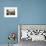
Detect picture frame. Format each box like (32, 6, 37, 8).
(4, 7, 18, 18)
(18, 24, 46, 42)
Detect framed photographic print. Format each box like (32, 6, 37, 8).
(18, 24, 46, 42)
(4, 7, 18, 18)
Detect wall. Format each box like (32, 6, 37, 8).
(0, 0, 46, 44)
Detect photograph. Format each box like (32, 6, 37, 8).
(6, 9, 15, 15)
